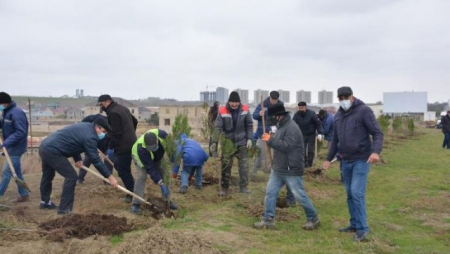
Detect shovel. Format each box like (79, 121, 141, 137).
(311, 157, 337, 176)
(0, 137, 32, 192)
(97, 149, 115, 167)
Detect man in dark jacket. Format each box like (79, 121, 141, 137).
(254, 104, 319, 230)
(97, 94, 137, 203)
(323, 86, 384, 242)
(440, 110, 450, 149)
(252, 91, 283, 176)
(213, 91, 253, 196)
(39, 118, 118, 215)
(77, 114, 113, 184)
(208, 101, 219, 156)
(0, 92, 30, 202)
(292, 101, 323, 168)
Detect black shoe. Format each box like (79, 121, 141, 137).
(353, 231, 368, 242)
(194, 185, 202, 190)
(40, 201, 58, 210)
(122, 195, 132, 203)
(239, 187, 251, 194)
(178, 186, 188, 194)
(169, 201, 178, 210)
(57, 210, 73, 215)
(338, 226, 357, 233)
(131, 204, 142, 215)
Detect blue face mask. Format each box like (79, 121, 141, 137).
(0, 105, 4, 111)
(151, 145, 159, 152)
(339, 100, 352, 111)
(98, 132, 106, 140)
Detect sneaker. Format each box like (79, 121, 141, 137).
(131, 204, 142, 215)
(353, 231, 368, 242)
(194, 185, 202, 190)
(338, 226, 357, 233)
(218, 188, 229, 196)
(57, 210, 73, 215)
(11, 195, 30, 203)
(76, 179, 84, 185)
(253, 218, 275, 229)
(239, 187, 251, 194)
(40, 201, 58, 210)
(122, 195, 132, 203)
(178, 186, 188, 194)
(169, 200, 178, 210)
(302, 216, 320, 230)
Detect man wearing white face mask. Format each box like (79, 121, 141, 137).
(322, 86, 384, 242)
(39, 118, 118, 215)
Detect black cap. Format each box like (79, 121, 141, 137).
(144, 132, 158, 151)
(228, 91, 241, 102)
(97, 94, 113, 105)
(213, 101, 219, 106)
(269, 91, 279, 100)
(337, 86, 353, 97)
(94, 117, 112, 132)
(298, 101, 307, 107)
(0, 92, 12, 104)
(318, 109, 327, 119)
(268, 104, 289, 116)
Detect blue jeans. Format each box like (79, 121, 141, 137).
(442, 132, 450, 149)
(341, 160, 370, 233)
(181, 165, 203, 187)
(0, 155, 29, 197)
(263, 171, 317, 220)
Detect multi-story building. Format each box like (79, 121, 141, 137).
(234, 88, 249, 104)
(254, 89, 269, 103)
(296, 90, 311, 104)
(318, 90, 333, 104)
(200, 91, 216, 102)
(216, 87, 229, 104)
(159, 104, 206, 138)
(278, 90, 290, 103)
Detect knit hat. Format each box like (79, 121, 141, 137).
(318, 109, 327, 119)
(228, 91, 241, 102)
(268, 104, 289, 116)
(0, 92, 12, 104)
(97, 94, 113, 105)
(144, 132, 158, 151)
(94, 117, 112, 132)
(337, 86, 353, 97)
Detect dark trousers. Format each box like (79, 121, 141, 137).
(221, 146, 249, 189)
(303, 135, 316, 167)
(115, 151, 135, 193)
(39, 146, 77, 213)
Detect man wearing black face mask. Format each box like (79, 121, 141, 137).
(292, 102, 323, 168)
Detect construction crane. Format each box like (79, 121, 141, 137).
(206, 84, 216, 91)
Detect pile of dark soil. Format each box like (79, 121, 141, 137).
(145, 197, 175, 219)
(38, 213, 133, 242)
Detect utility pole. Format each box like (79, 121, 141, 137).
(28, 98, 32, 148)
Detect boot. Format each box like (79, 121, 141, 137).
(239, 187, 251, 194)
(253, 218, 275, 229)
(302, 215, 320, 230)
(11, 195, 29, 203)
(178, 186, 188, 194)
(131, 204, 142, 215)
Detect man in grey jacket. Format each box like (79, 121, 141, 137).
(254, 104, 319, 230)
(213, 91, 253, 196)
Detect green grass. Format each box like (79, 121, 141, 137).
(110, 235, 124, 246)
(159, 127, 450, 253)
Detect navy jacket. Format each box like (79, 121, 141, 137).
(82, 114, 109, 152)
(252, 97, 284, 138)
(292, 109, 323, 137)
(326, 98, 384, 162)
(40, 122, 111, 178)
(320, 113, 334, 141)
(0, 102, 28, 156)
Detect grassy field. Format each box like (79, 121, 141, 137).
(0, 126, 449, 253)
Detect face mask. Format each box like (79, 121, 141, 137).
(151, 145, 159, 152)
(0, 105, 4, 111)
(98, 132, 106, 139)
(270, 126, 278, 134)
(340, 100, 352, 111)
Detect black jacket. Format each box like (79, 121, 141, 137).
(442, 114, 450, 133)
(292, 109, 323, 137)
(105, 101, 138, 154)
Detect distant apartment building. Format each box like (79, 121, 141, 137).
(254, 89, 269, 103)
(200, 91, 217, 102)
(278, 90, 290, 103)
(296, 90, 311, 104)
(159, 105, 205, 137)
(318, 90, 333, 104)
(234, 88, 249, 104)
(216, 87, 229, 104)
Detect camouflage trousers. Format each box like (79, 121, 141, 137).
(221, 146, 249, 189)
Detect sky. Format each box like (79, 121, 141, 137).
(1, 0, 449, 104)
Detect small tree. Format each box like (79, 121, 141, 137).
(406, 118, 415, 136)
(377, 115, 390, 135)
(392, 117, 403, 137)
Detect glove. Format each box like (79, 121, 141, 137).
(172, 173, 177, 179)
(160, 184, 170, 199)
(261, 133, 271, 142)
(246, 139, 252, 149)
(317, 134, 323, 142)
(106, 149, 114, 158)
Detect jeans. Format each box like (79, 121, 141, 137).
(252, 138, 270, 174)
(0, 155, 28, 197)
(114, 151, 135, 193)
(442, 132, 450, 149)
(263, 171, 317, 220)
(341, 160, 370, 233)
(303, 135, 316, 167)
(181, 165, 203, 187)
(39, 146, 77, 213)
(221, 146, 249, 189)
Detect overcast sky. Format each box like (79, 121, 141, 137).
(1, 0, 449, 103)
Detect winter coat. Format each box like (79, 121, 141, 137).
(252, 97, 284, 138)
(0, 102, 28, 156)
(104, 101, 138, 154)
(208, 105, 219, 129)
(292, 109, 323, 137)
(267, 113, 305, 176)
(40, 122, 111, 178)
(82, 114, 109, 152)
(441, 114, 450, 133)
(326, 98, 384, 162)
(214, 103, 253, 147)
(320, 113, 334, 141)
(172, 134, 209, 175)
